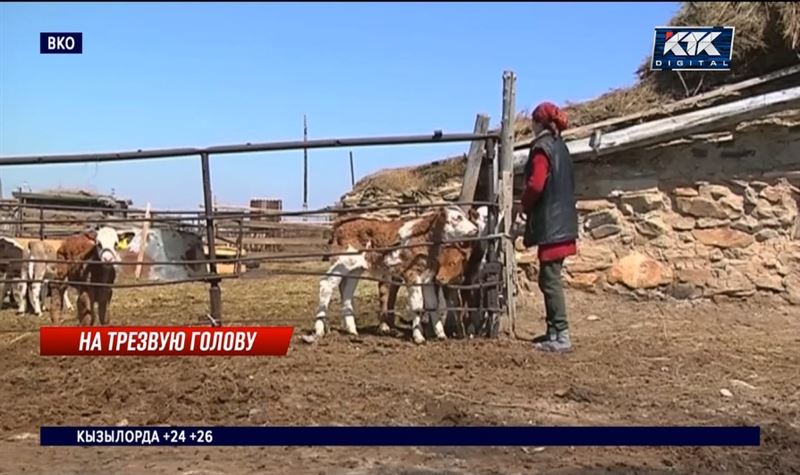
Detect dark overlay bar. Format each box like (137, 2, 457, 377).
(39, 426, 761, 447)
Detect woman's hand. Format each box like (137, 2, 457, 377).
(511, 202, 526, 237)
(512, 201, 524, 222)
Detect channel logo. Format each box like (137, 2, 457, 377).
(650, 26, 734, 71)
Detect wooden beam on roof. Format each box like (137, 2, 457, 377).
(513, 63, 800, 148)
(511, 84, 800, 173)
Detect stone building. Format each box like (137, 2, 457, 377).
(513, 91, 800, 306)
(336, 3, 800, 305)
(337, 67, 800, 306)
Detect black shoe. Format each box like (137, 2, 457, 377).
(531, 326, 556, 344)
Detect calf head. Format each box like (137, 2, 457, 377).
(468, 206, 490, 236)
(0, 237, 24, 260)
(0, 237, 24, 273)
(94, 227, 121, 264)
(441, 206, 479, 240)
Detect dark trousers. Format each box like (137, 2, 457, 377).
(538, 258, 568, 332)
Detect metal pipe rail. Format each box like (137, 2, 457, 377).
(251, 268, 503, 290)
(0, 268, 502, 290)
(0, 303, 505, 333)
(212, 200, 498, 219)
(2, 217, 205, 226)
(0, 232, 504, 267)
(0, 132, 500, 166)
(2, 199, 491, 218)
(0, 274, 239, 289)
(2, 200, 495, 226)
(0, 201, 205, 215)
(378, 307, 503, 315)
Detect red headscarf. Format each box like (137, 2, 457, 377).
(532, 102, 568, 136)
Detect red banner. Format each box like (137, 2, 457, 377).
(39, 326, 293, 356)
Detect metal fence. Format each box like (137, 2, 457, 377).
(0, 70, 519, 337)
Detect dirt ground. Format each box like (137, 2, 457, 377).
(0, 262, 798, 475)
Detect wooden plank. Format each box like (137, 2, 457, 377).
(214, 234, 238, 246)
(241, 237, 328, 246)
(243, 221, 331, 232)
(134, 203, 150, 280)
(512, 84, 800, 171)
(514, 63, 800, 148)
(458, 114, 490, 209)
(216, 262, 242, 275)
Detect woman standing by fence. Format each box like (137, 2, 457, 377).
(520, 102, 579, 354)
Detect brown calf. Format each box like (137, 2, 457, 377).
(50, 227, 120, 325)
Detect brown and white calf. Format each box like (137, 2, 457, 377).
(378, 206, 489, 338)
(19, 240, 74, 316)
(50, 227, 120, 325)
(314, 206, 480, 344)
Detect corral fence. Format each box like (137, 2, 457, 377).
(0, 71, 520, 338)
(208, 201, 333, 260)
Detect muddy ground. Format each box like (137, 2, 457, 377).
(0, 263, 798, 474)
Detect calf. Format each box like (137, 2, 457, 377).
(50, 227, 120, 326)
(378, 206, 489, 338)
(314, 206, 479, 344)
(0, 236, 25, 310)
(14, 240, 74, 316)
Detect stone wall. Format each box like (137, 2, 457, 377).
(515, 120, 800, 305)
(337, 113, 800, 305)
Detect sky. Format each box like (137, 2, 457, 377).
(1, 2, 680, 211)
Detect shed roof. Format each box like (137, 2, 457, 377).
(12, 190, 132, 208)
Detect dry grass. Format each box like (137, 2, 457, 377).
(350, 155, 466, 195)
(513, 82, 664, 141)
(351, 166, 421, 194)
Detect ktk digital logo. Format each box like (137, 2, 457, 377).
(40, 32, 83, 54)
(650, 26, 734, 71)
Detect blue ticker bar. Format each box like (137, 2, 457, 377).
(40, 426, 761, 447)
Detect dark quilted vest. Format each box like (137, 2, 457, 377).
(522, 132, 579, 247)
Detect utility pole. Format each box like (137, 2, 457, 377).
(349, 151, 355, 188)
(303, 114, 309, 221)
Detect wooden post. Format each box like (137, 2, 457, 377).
(498, 71, 517, 336)
(349, 151, 355, 188)
(303, 114, 309, 221)
(200, 152, 222, 325)
(15, 201, 22, 237)
(458, 114, 491, 210)
(134, 202, 151, 280)
(235, 218, 244, 275)
(481, 138, 501, 338)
